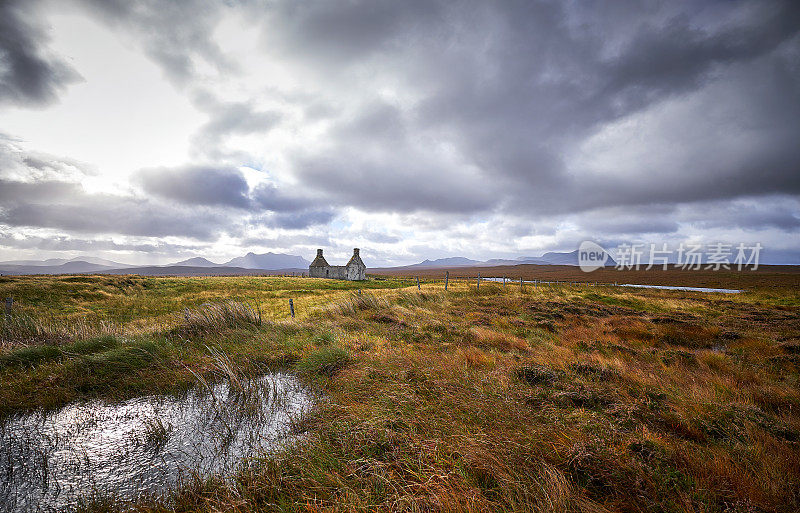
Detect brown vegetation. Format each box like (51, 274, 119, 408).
(374, 263, 800, 290)
(1, 275, 798, 512)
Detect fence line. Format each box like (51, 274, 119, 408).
(2, 273, 735, 327)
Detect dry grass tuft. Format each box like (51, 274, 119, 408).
(1, 312, 120, 349)
(456, 346, 494, 368)
(470, 326, 529, 352)
(178, 300, 262, 336)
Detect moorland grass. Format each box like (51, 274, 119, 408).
(1, 275, 799, 512)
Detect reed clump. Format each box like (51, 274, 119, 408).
(179, 301, 262, 336)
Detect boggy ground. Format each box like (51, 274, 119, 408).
(1, 276, 799, 512)
(373, 263, 800, 291)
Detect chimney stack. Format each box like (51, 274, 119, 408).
(353, 248, 360, 256)
(317, 249, 323, 257)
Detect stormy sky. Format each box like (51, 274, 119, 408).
(1, 0, 798, 266)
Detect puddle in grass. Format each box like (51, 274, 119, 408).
(0, 373, 312, 512)
(615, 283, 742, 293)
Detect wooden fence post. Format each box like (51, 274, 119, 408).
(445, 271, 449, 291)
(289, 298, 295, 319)
(4, 296, 12, 319)
(477, 273, 480, 290)
(519, 277, 523, 292)
(503, 276, 506, 290)
(417, 276, 420, 290)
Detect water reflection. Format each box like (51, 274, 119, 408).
(1, 373, 311, 512)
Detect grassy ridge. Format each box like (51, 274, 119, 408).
(1, 276, 799, 511)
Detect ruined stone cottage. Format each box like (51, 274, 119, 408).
(309, 248, 366, 281)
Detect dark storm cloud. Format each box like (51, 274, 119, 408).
(259, 0, 443, 68)
(680, 198, 800, 232)
(297, 151, 496, 214)
(136, 165, 251, 209)
(0, 0, 80, 106)
(592, 2, 800, 120)
(261, 0, 800, 217)
(294, 100, 497, 214)
(135, 165, 329, 227)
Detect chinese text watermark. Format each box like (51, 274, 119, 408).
(579, 242, 762, 272)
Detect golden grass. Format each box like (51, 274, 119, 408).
(1, 276, 798, 512)
(469, 326, 529, 352)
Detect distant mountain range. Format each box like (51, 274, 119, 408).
(0, 256, 134, 268)
(401, 250, 615, 269)
(0, 249, 614, 276)
(0, 252, 311, 276)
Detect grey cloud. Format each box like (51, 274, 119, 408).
(263, 210, 335, 230)
(251, 184, 316, 212)
(0, 0, 80, 106)
(190, 92, 282, 158)
(76, 0, 235, 86)
(260, 0, 443, 68)
(558, 56, 800, 215)
(594, 2, 800, 120)
(0, 178, 231, 239)
(1, 132, 95, 172)
(295, 100, 497, 214)
(358, 231, 401, 244)
(576, 216, 680, 236)
(0, 232, 194, 254)
(136, 165, 251, 209)
(200, 102, 280, 136)
(1, 134, 337, 241)
(135, 165, 329, 223)
(298, 150, 496, 214)
(241, 234, 332, 248)
(680, 197, 800, 232)
(0, 179, 83, 203)
(266, 0, 799, 219)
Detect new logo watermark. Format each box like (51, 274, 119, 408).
(578, 241, 610, 272)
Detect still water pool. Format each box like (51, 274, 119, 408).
(1, 373, 311, 512)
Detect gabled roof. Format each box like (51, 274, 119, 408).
(347, 253, 365, 268)
(310, 251, 329, 267)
